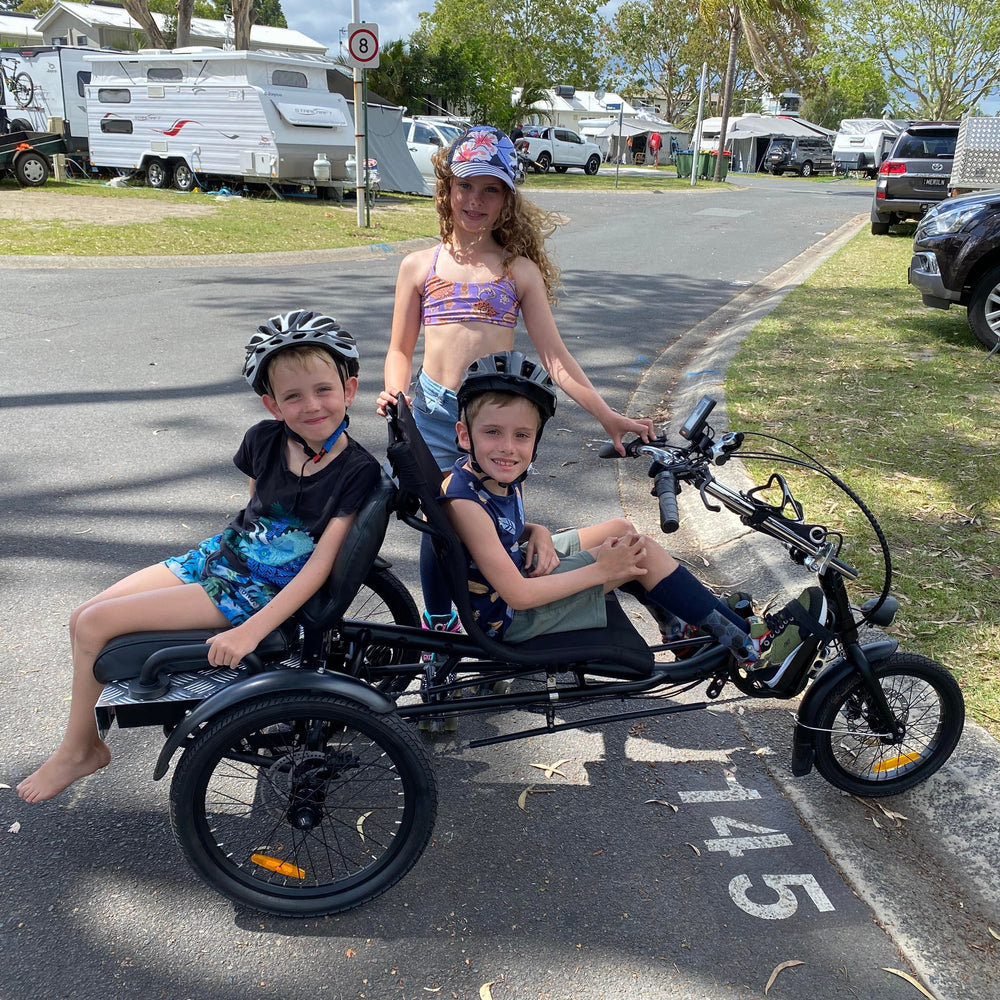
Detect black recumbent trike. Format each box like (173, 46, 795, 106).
(92, 394, 964, 917)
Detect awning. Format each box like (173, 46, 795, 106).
(270, 100, 350, 128)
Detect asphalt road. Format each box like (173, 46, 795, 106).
(2, 175, 981, 1000)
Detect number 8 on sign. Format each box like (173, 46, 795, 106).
(347, 23, 380, 68)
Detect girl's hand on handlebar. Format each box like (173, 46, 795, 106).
(603, 411, 655, 456)
(205, 624, 262, 669)
(595, 533, 647, 581)
(376, 388, 410, 417)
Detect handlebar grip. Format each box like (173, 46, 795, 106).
(652, 470, 680, 533)
(597, 442, 621, 459)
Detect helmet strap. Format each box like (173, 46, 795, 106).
(285, 417, 349, 464)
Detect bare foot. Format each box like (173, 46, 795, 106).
(16, 741, 111, 803)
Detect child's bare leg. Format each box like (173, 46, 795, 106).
(576, 521, 680, 593)
(18, 568, 228, 803)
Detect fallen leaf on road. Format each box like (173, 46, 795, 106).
(517, 787, 554, 811)
(479, 983, 495, 1000)
(765, 960, 803, 995)
(882, 968, 938, 999)
(989, 927, 1000, 940)
(529, 758, 570, 778)
(9, 821, 21, 834)
(684, 842, 700, 856)
(645, 799, 678, 811)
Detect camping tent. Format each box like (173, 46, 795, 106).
(595, 115, 686, 163)
(326, 70, 431, 195)
(700, 114, 835, 172)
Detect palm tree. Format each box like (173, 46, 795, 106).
(699, 0, 817, 181)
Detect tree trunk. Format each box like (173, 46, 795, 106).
(122, 0, 169, 50)
(713, 8, 741, 183)
(174, 0, 194, 49)
(231, 0, 257, 50)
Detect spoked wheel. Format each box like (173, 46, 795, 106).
(811, 652, 964, 796)
(345, 568, 419, 697)
(170, 693, 437, 916)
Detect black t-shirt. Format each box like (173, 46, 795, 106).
(222, 419, 380, 587)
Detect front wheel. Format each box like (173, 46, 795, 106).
(800, 161, 814, 177)
(170, 693, 437, 916)
(585, 155, 600, 176)
(12, 72, 34, 108)
(967, 263, 1000, 351)
(146, 159, 171, 189)
(811, 652, 963, 796)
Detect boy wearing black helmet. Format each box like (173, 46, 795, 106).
(18, 311, 380, 804)
(444, 352, 761, 651)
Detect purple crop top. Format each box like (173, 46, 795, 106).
(422, 244, 520, 328)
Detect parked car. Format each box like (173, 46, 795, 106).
(402, 117, 464, 180)
(871, 122, 959, 235)
(764, 136, 834, 177)
(908, 189, 1000, 351)
(518, 126, 602, 175)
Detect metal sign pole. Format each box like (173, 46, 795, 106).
(351, 0, 365, 226)
(691, 62, 707, 187)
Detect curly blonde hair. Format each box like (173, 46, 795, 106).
(432, 152, 561, 304)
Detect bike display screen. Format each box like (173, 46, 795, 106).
(679, 395, 716, 440)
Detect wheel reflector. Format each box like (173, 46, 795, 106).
(871, 751, 921, 773)
(251, 854, 306, 879)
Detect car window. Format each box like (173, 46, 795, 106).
(438, 124, 462, 143)
(412, 123, 437, 145)
(770, 139, 792, 150)
(524, 126, 544, 137)
(895, 133, 957, 158)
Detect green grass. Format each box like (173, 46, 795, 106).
(726, 226, 1000, 735)
(0, 178, 440, 255)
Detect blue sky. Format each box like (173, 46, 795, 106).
(280, 0, 622, 59)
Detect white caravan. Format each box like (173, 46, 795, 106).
(833, 118, 903, 178)
(0, 45, 93, 157)
(85, 48, 354, 194)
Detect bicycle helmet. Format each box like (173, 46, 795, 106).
(458, 351, 557, 486)
(243, 310, 359, 395)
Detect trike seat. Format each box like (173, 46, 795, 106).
(385, 395, 654, 679)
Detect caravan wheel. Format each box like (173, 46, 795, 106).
(146, 159, 171, 189)
(173, 163, 196, 192)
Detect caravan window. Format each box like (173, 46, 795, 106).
(100, 119, 133, 134)
(76, 72, 91, 98)
(98, 88, 132, 104)
(147, 68, 184, 82)
(272, 70, 307, 88)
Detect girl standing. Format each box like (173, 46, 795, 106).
(376, 124, 653, 632)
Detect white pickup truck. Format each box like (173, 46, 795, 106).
(519, 126, 602, 175)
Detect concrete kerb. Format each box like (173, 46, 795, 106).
(617, 212, 1000, 999)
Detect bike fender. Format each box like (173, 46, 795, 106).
(152, 669, 395, 781)
(790, 639, 899, 777)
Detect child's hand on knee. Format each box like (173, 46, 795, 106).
(597, 533, 646, 581)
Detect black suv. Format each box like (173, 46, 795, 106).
(908, 189, 1000, 351)
(871, 122, 959, 235)
(764, 136, 834, 176)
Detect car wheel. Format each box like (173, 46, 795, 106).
(585, 155, 600, 176)
(554, 165, 568, 173)
(14, 151, 49, 187)
(800, 161, 814, 177)
(870, 218, 891, 235)
(967, 264, 1000, 351)
(536, 152, 551, 173)
(146, 159, 171, 189)
(771, 168, 783, 176)
(173, 162, 196, 192)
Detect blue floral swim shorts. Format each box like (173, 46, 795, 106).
(164, 534, 281, 625)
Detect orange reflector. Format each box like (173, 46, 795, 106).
(871, 751, 921, 774)
(251, 853, 306, 879)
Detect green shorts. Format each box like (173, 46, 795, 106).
(504, 529, 607, 643)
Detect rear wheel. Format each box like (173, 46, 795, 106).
(967, 263, 1000, 351)
(12, 72, 34, 108)
(585, 155, 600, 176)
(173, 162, 196, 192)
(170, 693, 437, 916)
(870, 217, 891, 235)
(811, 652, 963, 796)
(535, 152, 551, 173)
(14, 151, 49, 187)
(800, 161, 814, 177)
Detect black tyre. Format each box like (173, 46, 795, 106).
(535, 152, 551, 173)
(14, 151, 49, 187)
(146, 159, 171, 189)
(967, 263, 1000, 351)
(800, 160, 814, 177)
(811, 652, 964, 796)
(170, 693, 437, 916)
(870, 218, 891, 235)
(173, 162, 196, 192)
(345, 568, 419, 697)
(6, 117, 31, 134)
(12, 72, 34, 108)
(771, 168, 783, 176)
(585, 155, 600, 176)
(554, 164, 568, 173)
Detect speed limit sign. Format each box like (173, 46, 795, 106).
(346, 23, 379, 68)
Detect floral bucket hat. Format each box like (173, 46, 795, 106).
(447, 125, 518, 190)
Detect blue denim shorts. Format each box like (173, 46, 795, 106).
(164, 534, 281, 626)
(413, 368, 463, 470)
